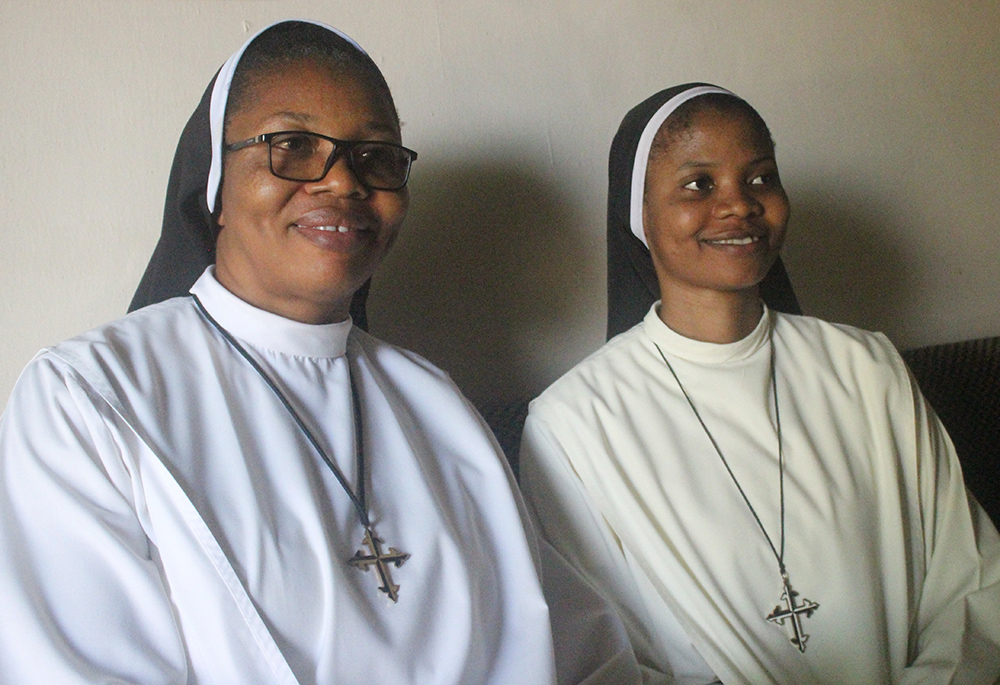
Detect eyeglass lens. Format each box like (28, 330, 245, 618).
(269, 132, 412, 189)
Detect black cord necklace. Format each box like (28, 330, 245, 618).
(192, 294, 409, 603)
(654, 334, 819, 652)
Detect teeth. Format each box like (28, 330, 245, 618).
(307, 225, 351, 233)
(710, 236, 759, 245)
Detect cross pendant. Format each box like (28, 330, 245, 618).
(348, 527, 410, 603)
(766, 577, 819, 652)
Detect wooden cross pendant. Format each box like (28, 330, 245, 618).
(766, 578, 819, 652)
(348, 527, 410, 603)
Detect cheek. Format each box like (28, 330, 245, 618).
(218, 158, 294, 229)
(767, 195, 791, 243)
(644, 211, 685, 272)
(644, 202, 691, 248)
(222, 182, 296, 232)
(375, 191, 409, 239)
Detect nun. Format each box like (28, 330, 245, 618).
(519, 84, 1000, 683)
(0, 20, 639, 683)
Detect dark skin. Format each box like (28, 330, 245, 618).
(642, 108, 790, 344)
(215, 59, 408, 324)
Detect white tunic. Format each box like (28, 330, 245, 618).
(0, 269, 636, 684)
(521, 305, 1000, 684)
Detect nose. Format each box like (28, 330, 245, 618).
(713, 182, 762, 220)
(304, 154, 369, 199)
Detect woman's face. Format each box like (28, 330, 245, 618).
(216, 60, 408, 324)
(642, 107, 789, 301)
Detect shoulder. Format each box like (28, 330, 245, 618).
(347, 328, 476, 419)
(34, 297, 208, 403)
(348, 329, 510, 468)
(773, 312, 912, 400)
(348, 327, 452, 385)
(4, 297, 203, 441)
(775, 312, 904, 368)
(530, 325, 649, 419)
(51, 297, 202, 359)
(52, 297, 201, 358)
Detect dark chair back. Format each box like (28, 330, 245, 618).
(903, 337, 1000, 528)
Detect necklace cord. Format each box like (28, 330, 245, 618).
(654, 337, 786, 576)
(772, 351, 785, 573)
(191, 294, 370, 528)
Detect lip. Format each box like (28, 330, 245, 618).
(290, 206, 377, 250)
(698, 223, 770, 247)
(702, 234, 762, 246)
(292, 206, 375, 232)
(696, 231, 775, 260)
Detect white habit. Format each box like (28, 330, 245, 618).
(521, 304, 1000, 684)
(0, 268, 636, 684)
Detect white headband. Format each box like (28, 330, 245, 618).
(206, 19, 367, 213)
(628, 85, 734, 246)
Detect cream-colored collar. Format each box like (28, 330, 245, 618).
(642, 301, 771, 365)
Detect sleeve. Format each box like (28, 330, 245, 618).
(520, 410, 676, 685)
(538, 536, 645, 685)
(898, 364, 1000, 683)
(0, 355, 188, 684)
(472, 401, 644, 685)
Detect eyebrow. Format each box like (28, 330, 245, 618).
(677, 154, 777, 171)
(267, 111, 313, 125)
(263, 110, 398, 137)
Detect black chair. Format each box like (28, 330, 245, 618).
(902, 337, 1000, 528)
(479, 400, 531, 479)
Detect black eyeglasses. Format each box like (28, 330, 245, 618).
(225, 131, 418, 191)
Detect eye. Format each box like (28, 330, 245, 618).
(271, 132, 319, 157)
(683, 176, 713, 192)
(352, 143, 410, 181)
(353, 144, 397, 167)
(749, 170, 781, 187)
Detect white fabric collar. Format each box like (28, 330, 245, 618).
(642, 301, 771, 365)
(190, 266, 351, 359)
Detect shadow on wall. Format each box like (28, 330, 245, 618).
(782, 185, 921, 340)
(368, 156, 597, 410)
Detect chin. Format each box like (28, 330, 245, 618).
(733, 259, 777, 289)
(312, 273, 372, 307)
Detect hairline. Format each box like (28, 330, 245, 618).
(650, 95, 775, 160)
(224, 55, 400, 132)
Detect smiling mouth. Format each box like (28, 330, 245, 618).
(704, 235, 761, 246)
(299, 224, 366, 234)
(291, 205, 376, 237)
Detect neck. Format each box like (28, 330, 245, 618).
(214, 264, 351, 325)
(658, 286, 763, 344)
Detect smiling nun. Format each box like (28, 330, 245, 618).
(0, 20, 640, 683)
(519, 84, 1000, 683)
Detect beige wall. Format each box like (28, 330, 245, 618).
(2, 1, 998, 407)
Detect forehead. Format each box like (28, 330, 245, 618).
(655, 107, 774, 164)
(230, 60, 398, 138)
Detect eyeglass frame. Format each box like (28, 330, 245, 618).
(224, 130, 418, 191)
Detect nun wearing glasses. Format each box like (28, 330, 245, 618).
(0, 20, 638, 684)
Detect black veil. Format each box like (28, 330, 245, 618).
(606, 83, 800, 340)
(128, 20, 371, 329)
